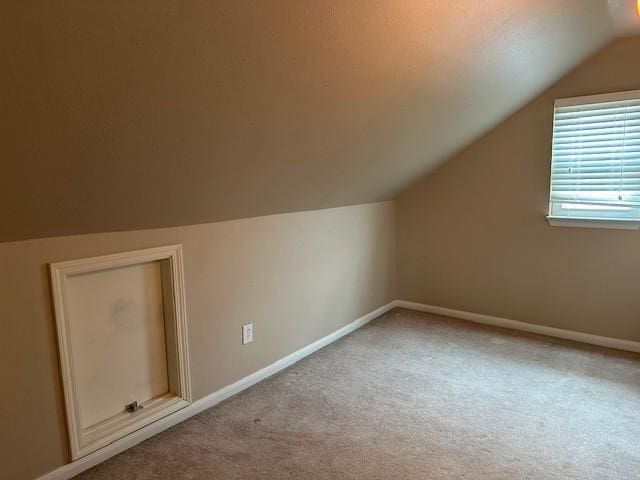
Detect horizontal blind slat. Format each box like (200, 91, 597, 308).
(551, 168, 640, 175)
(556, 99, 640, 113)
(552, 152, 640, 161)
(551, 185, 640, 191)
(554, 116, 640, 128)
(552, 167, 640, 174)
(555, 106, 640, 120)
(551, 174, 640, 179)
(553, 143, 640, 153)
(553, 125, 640, 136)
(553, 134, 640, 145)
(551, 160, 640, 169)
(549, 194, 640, 205)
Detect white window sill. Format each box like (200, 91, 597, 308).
(546, 216, 640, 230)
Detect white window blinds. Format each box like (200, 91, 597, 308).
(548, 90, 640, 223)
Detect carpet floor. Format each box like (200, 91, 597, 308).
(75, 308, 640, 479)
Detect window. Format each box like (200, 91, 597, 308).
(548, 90, 640, 229)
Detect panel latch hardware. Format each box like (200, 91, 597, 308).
(125, 401, 143, 413)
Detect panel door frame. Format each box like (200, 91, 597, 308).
(50, 244, 192, 460)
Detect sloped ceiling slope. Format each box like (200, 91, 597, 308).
(0, 1, 628, 242)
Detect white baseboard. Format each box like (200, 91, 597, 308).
(35, 301, 396, 480)
(34, 298, 640, 479)
(395, 300, 640, 354)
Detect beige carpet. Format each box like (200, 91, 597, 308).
(76, 308, 640, 479)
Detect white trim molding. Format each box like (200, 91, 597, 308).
(36, 301, 396, 480)
(547, 216, 640, 230)
(50, 245, 192, 460)
(394, 300, 640, 354)
(35, 298, 640, 480)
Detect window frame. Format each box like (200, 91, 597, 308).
(546, 89, 640, 230)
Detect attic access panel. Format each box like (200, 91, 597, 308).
(50, 245, 191, 460)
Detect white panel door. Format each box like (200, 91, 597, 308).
(66, 261, 169, 430)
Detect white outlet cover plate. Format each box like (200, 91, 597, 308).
(242, 323, 253, 345)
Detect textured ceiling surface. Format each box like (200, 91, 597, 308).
(1, 1, 637, 242)
(608, 0, 640, 32)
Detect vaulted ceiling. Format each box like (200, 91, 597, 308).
(1, 1, 639, 242)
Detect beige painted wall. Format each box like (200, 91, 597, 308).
(0, 201, 396, 480)
(397, 35, 640, 342)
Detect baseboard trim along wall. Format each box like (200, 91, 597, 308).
(36, 301, 396, 480)
(35, 299, 640, 479)
(394, 300, 640, 354)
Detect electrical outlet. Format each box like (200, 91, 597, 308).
(242, 323, 253, 345)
